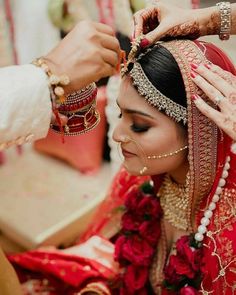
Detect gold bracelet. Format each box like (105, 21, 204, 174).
(216, 2, 231, 40)
(32, 57, 70, 104)
(78, 282, 111, 295)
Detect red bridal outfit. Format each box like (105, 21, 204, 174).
(147, 40, 236, 295)
(9, 40, 236, 294)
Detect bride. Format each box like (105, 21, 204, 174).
(9, 39, 236, 294)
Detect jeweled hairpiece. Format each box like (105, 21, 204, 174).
(121, 37, 188, 125)
(130, 62, 187, 124)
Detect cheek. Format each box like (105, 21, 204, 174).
(139, 127, 187, 174)
(142, 127, 180, 154)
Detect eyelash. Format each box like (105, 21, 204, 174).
(118, 113, 150, 133)
(131, 124, 150, 133)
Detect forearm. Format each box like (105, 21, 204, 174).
(0, 64, 51, 147)
(196, 3, 236, 37)
(0, 248, 22, 295)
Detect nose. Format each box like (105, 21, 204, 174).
(112, 123, 122, 143)
(112, 121, 130, 144)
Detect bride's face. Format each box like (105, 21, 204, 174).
(113, 77, 188, 177)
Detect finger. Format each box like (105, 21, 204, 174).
(192, 64, 235, 98)
(191, 70, 229, 110)
(102, 48, 119, 67)
(210, 64, 236, 87)
(51, 113, 68, 126)
(133, 10, 145, 37)
(99, 63, 116, 80)
(100, 34, 120, 54)
(93, 22, 115, 36)
(133, 7, 157, 37)
(192, 94, 224, 127)
(144, 21, 168, 43)
(194, 95, 236, 140)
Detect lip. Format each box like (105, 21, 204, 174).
(121, 148, 136, 158)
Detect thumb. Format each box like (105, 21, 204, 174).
(144, 22, 168, 44)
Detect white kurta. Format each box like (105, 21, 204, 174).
(0, 64, 51, 150)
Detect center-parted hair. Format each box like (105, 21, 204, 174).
(129, 45, 187, 110)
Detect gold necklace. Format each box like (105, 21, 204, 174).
(158, 174, 191, 231)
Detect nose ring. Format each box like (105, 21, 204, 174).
(120, 136, 131, 143)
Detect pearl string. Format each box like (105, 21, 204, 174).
(194, 156, 231, 242)
(147, 145, 188, 159)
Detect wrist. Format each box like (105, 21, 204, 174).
(196, 6, 220, 37)
(43, 54, 90, 94)
(42, 56, 73, 94)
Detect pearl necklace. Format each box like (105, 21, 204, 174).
(194, 156, 231, 242)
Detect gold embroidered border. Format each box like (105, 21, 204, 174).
(162, 40, 218, 232)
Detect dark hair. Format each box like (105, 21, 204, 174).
(133, 45, 187, 109)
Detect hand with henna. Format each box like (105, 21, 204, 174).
(190, 63, 236, 142)
(133, 1, 236, 46)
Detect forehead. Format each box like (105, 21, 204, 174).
(118, 77, 155, 111)
(118, 76, 181, 128)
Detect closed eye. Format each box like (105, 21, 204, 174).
(131, 124, 150, 133)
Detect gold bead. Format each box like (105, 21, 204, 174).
(60, 75, 70, 85)
(41, 63, 49, 72)
(54, 86, 65, 96)
(64, 125, 70, 133)
(49, 74, 60, 85)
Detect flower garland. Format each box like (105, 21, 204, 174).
(113, 181, 204, 295)
(163, 235, 203, 295)
(113, 182, 162, 294)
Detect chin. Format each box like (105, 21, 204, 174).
(123, 162, 140, 176)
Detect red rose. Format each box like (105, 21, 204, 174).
(124, 187, 143, 211)
(137, 196, 162, 218)
(176, 236, 202, 275)
(180, 286, 199, 295)
(169, 254, 196, 279)
(164, 255, 184, 285)
(139, 220, 161, 245)
(124, 265, 148, 292)
(122, 212, 143, 231)
(114, 235, 127, 265)
(116, 235, 154, 266)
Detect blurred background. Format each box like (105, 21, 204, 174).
(0, 0, 235, 253)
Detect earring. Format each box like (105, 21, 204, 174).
(140, 166, 148, 175)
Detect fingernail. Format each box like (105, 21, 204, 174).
(140, 38, 150, 48)
(190, 63, 199, 70)
(190, 71, 197, 79)
(191, 94, 199, 101)
(204, 63, 212, 70)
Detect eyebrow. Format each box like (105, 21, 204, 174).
(116, 100, 155, 119)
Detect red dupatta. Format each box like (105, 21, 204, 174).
(149, 40, 236, 294)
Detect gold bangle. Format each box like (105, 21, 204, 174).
(216, 2, 231, 40)
(32, 57, 70, 104)
(77, 282, 111, 295)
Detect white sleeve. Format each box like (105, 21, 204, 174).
(0, 64, 52, 150)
